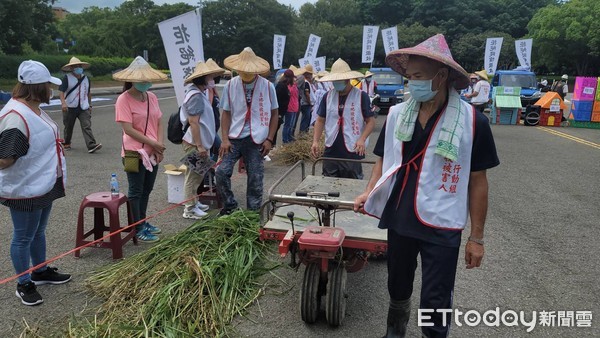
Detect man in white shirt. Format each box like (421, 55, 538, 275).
(466, 70, 491, 113)
(216, 47, 279, 215)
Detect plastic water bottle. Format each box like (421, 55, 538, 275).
(110, 173, 119, 196)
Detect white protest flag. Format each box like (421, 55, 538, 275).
(484, 37, 503, 75)
(313, 56, 326, 72)
(515, 38, 533, 69)
(362, 25, 379, 63)
(381, 26, 399, 55)
(158, 9, 204, 106)
(273, 34, 286, 70)
(298, 57, 313, 68)
(304, 34, 321, 59)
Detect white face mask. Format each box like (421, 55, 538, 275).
(207, 79, 216, 89)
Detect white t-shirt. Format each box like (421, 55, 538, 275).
(220, 77, 278, 138)
(471, 80, 491, 105)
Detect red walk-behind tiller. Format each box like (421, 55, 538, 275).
(259, 159, 387, 327)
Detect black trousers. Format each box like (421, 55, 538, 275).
(387, 229, 460, 338)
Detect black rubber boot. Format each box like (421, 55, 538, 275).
(382, 298, 411, 338)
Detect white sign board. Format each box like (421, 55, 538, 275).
(298, 57, 313, 69)
(381, 26, 399, 55)
(304, 34, 321, 59)
(362, 25, 379, 63)
(158, 9, 204, 106)
(484, 37, 503, 75)
(313, 56, 326, 73)
(549, 104, 560, 112)
(515, 38, 533, 69)
(273, 35, 286, 70)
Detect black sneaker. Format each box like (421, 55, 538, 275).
(31, 267, 71, 285)
(88, 143, 102, 153)
(16, 282, 43, 306)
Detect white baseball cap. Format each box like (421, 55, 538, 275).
(18, 60, 62, 86)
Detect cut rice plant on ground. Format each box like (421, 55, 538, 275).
(68, 210, 275, 337)
(271, 132, 323, 165)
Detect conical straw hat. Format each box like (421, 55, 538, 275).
(385, 34, 469, 89)
(185, 59, 225, 84)
(205, 58, 226, 76)
(317, 59, 364, 82)
(474, 69, 488, 81)
(224, 47, 270, 74)
(289, 65, 302, 77)
(298, 64, 315, 75)
(364, 70, 374, 78)
(112, 56, 168, 83)
(61, 57, 90, 71)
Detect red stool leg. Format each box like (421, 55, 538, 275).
(127, 200, 138, 245)
(74, 203, 86, 258)
(93, 207, 105, 240)
(108, 206, 124, 260)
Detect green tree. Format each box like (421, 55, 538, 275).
(527, 0, 600, 74)
(299, 0, 361, 27)
(202, 0, 296, 65)
(58, 1, 193, 68)
(452, 31, 517, 72)
(0, 0, 56, 54)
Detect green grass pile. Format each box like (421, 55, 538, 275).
(68, 211, 272, 337)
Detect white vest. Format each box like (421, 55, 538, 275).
(64, 73, 90, 110)
(227, 76, 272, 144)
(324, 87, 368, 152)
(364, 100, 475, 230)
(0, 99, 67, 199)
(181, 87, 215, 149)
(361, 79, 375, 96)
(308, 81, 317, 105)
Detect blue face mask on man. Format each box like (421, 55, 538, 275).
(73, 67, 84, 75)
(134, 82, 153, 92)
(408, 71, 441, 102)
(332, 81, 347, 92)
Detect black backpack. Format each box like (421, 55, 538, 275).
(167, 107, 189, 144)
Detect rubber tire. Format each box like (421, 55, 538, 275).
(325, 264, 348, 326)
(300, 263, 321, 323)
(524, 111, 540, 126)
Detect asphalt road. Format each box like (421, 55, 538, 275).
(0, 87, 599, 337)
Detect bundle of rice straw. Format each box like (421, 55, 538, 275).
(68, 211, 272, 338)
(271, 132, 323, 165)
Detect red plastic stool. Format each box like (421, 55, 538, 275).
(75, 192, 137, 259)
(197, 170, 223, 209)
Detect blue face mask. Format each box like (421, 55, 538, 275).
(134, 82, 152, 92)
(408, 72, 440, 102)
(73, 67, 84, 75)
(332, 81, 347, 92)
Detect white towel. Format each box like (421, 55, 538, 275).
(394, 89, 465, 161)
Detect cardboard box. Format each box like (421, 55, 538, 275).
(164, 164, 187, 204)
(572, 77, 597, 101)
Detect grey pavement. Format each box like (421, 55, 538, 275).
(0, 88, 599, 337)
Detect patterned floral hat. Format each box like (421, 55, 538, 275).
(385, 34, 469, 90)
